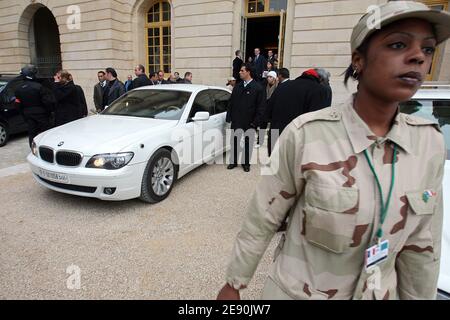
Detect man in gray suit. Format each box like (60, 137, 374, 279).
(93, 71, 107, 112)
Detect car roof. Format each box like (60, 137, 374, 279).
(412, 88, 450, 100)
(0, 74, 19, 81)
(134, 84, 230, 93)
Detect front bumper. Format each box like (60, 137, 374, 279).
(27, 153, 146, 201)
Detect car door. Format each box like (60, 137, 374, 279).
(182, 90, 216, 166)
(209, 89, 231, 153)
(1, 79, 27, 134)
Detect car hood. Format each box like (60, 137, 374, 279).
(36, 115, 177, 155)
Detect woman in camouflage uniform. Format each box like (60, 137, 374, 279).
(218, 1, 450, 300)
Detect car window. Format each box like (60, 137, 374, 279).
(210, 89, 230, 114)
(102, 89, 191, 120)
(1, 79, 24, 104)
(400, 99, 450, 160)
(0, 81, 7, 93)
(188, 90, 214, 120)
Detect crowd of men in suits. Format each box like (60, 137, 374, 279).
(93, 65, 193, 113)
(227, 48, 332, 172)
(16, 55, 330, 159)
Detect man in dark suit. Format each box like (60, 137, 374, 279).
(182, 72, 193, 84)
(157, 70, 168, 84)
(232, 50, 243, 83)
(174, 72, 183, 83)
(226, 63, 266, 172)
(131, 64, 151, 90)
(149, 72, 158, 85)
(104, 67, 125, 107)
(277, 68, 290, 87)
(267, 50, 276, 65)
(93, 71, 107, 112)
(265, 68, 330, 156)
(252, 48, 267, 82)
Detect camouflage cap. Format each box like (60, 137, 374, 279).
(351, 1, 450, 52)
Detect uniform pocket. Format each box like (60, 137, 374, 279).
(405, 190, 437, 215)
(303, 182, 359, 254)
(392, 189, 437, 255)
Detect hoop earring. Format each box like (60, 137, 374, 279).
(352, 68, 359, 80)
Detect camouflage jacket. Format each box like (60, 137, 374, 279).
(225, 95, 446, 300)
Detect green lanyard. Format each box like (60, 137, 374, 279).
(363, 143, 397, 241)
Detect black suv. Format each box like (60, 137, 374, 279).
(0, 74, 28, 147)
(0, 74, 54, 147)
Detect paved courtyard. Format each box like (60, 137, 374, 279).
(0, 134, 280, 299)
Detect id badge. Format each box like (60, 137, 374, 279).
(365, 240, 389, 270)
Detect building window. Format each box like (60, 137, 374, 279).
(246, 0, 287, 16)
(248, 0, 264, 13)
(269, 0, 287, 12)
(146, 1, 171, 74)
(419, 0, 449, 80)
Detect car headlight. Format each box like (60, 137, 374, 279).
(86, 152, 134, 170)
(31, 141, 38, 157)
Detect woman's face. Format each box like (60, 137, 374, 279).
(355, 18, 437, 102)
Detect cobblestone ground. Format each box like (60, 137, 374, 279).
(0, 134, 280, 299)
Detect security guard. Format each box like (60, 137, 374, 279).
(15, 65, 55, 147)
(218, 1, 450, 300)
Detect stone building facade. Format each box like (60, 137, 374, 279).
(0, 0, 449, 106)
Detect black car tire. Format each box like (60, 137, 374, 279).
(140, 148, 178, 203)
(0, 122, 9, 147)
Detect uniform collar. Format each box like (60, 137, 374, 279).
(341, 94, 412, 155)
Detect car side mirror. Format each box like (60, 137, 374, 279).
(192, 111, 210, 122)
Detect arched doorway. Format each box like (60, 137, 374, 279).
(27, 6, 62, 78)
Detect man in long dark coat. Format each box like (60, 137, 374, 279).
(226, 63, 266, 172)
(104, 67, 125, 107)
(232, 50, 243, 83)
(265, 68, 331, 156)
(52, 70, 80, 126)
(14, 65, 55, 147)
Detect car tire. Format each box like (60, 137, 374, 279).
(0, 122, 9, 147)
(140, 148, 178, 203)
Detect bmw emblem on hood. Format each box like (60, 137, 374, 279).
(58, 141, 64, 147)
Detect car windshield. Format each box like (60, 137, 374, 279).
(400, 98, 450, 160)
(102, 89, 191, 120)
(0, 81, 7, 93)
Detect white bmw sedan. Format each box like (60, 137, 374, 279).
(28, 84, 231, 203)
